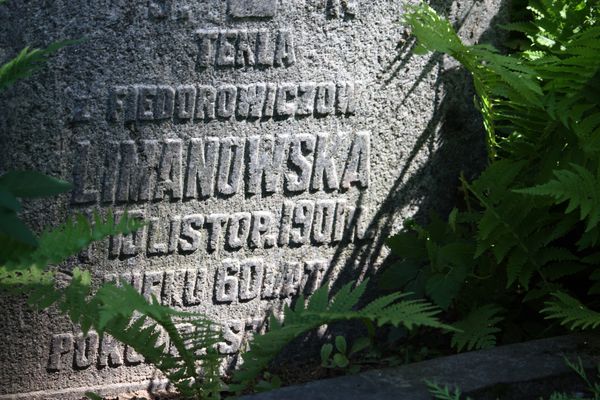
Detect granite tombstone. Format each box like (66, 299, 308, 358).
(0, 0, 503, 398)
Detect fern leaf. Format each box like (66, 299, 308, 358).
(451, 305, 503, 352)
(4, 210, 142, 272)
(425, 380, 469, 400)
(542, 292, 600, 330)
(0, 41, 76, 92)
(232, 280, 449, 391)
(516, 164, 600, 231)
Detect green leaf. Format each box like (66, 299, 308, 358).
(335, 336, 347, 354)
(0, 41, 77, 92)
(84, 392, 103, 400)
(425, 264, 467, 310)
(451, 305, 503, 352)
(542, 292, 600, 330)
(349, 337, 371, 356)
(0, 209, 37, 246)
(320, 343, 333, 365)
(0, 171, 72, 198)
(333, 353, 349, 368)
(0, 189, 21, 211)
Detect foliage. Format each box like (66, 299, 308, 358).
(450, 305, 503, 352)
(382, 0, 600, 352)
(0, 171, 72, 248)
(425, 380, 471, 400)
(320, 335, 370, 373)
(231, 279, 452, 392)
(1, 208, 224, 398)
(0, 41, 77, 92)
(542, 292, 600, 330)
(562, 357, 600, 400)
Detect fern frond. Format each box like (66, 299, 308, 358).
(542, 292, 600, 330)
(516, 164, 600, 231)
(0, 210, 221, 397)
(232, 280, 450, 391)
(0, 41, 76, 92)
(4, 210, 142, 272)
(451, 305, 503, 352)
(425, 380, 470, 400)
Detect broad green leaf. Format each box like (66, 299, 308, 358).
(0, 171, 72, 198)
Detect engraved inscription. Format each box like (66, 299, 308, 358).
(71, 131, 370, 205)
(106, 200, 371, 258)
(215, 258, 330, 303)
(328, 0, 357, 18)
(197, 29, 294, 68)
(48, 317, 261, 372)
(228, 0, 278, 18)
(107, 81, 356, 124)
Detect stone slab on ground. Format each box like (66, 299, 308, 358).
(240, 334, 600, 400)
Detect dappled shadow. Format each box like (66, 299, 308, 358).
(324, 0, 512, 294)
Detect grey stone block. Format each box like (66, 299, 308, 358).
(240, 335, 600, 400)
(0, 0, 505, 397)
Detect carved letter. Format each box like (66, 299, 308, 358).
(286, 134, 315, 192)
(137, 84, 157, 121)
(217, 137, 244, 195)
(336, 81, 356, 115)
(278, 201, 294, 246)
(255, 30, 273, 66)
(47, 333, 73, 371)
(218, 320, 243, 354)
(312, 200, 336, 243)
(74, 331, 99, 369)
(185, 137, 219, 199)
(342, 131, 370, 189)
(142, 271, 164, 301)
(179, 214, 204, 252)
(155, 85, 176, 120)
(184, 269, 205, 305)
(206, 213, 227, 252)
(274, 29, 296, 66)
(147, 217, 168, 255)
(296, 82, 316, 116)
(154, 139, 183, 201)
(197, 30, 218, 67)
(246, 135, 289, 195)
(101, 141, 121, 203)
(217, 30, 237, 66)
(72, 140, 98, 204)
(236, 30, 255, 67)
(311, 133, 341, 191)
(98, 335, 123, 368)
(250, 211, 276, 248)
(215, 259, 239, 303)
(195, 85, 217, 120)
(275, 83, 297, 117)
(291, 200, 315, 245)
(315, 82, 336, 115)
(237, 83, 266, 119)
(226, 212, 251, 250)
(239, 259, 264, 301)
(117, 140, 159, 202)
(176, 85, 196, 120)
(162, 270, 185, 307)
(217, 85, 237, 118)
(108, 85, 137, 122)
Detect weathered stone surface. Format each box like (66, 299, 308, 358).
(240, 335, 600, 400)
(0, 0, 505, 398)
